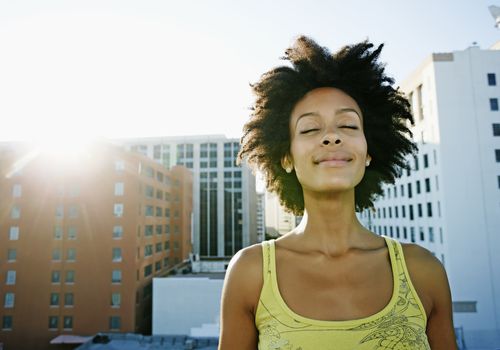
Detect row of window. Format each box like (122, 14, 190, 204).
(372, 201, 439, 220)
(1, 315, 121, 331)
(143, 224, 180, 236)
(370, 225, 443, 244)
(143, 241, 179, 257)
(384, 177, 436, 200)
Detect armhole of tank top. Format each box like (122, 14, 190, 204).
(395, 240, 429, 325)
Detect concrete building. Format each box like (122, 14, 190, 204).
(359, 42, 500, 346)
(256, 192, 265, 242)
(0, 142, 192, 350)
(264, 191, 298, 237)
(152, 274, 224, 338)
(119, 135, 258, 266)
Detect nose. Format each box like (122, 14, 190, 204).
(322, 133, 341, 146)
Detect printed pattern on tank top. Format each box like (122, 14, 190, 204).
(256, 238, 431, 350)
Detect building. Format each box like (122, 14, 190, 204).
(264, 191, 298, 237)
(152, 274, 224, 337)
(0, 141, 192, 350)
(359, 43, 500, 346)
(255, 192, 265, 242)
(119, 135, 257, 267)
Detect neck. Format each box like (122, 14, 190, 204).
(294, 189, 370, 256)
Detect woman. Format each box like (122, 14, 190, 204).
(219, 36, 456, 349)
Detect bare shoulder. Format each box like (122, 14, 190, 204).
(400, 243, 451, 316)
(223, 243, 264, 313)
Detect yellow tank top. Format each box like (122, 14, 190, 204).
(255, 236, 431, 350)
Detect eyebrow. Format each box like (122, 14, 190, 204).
(295, 108, 362, 127)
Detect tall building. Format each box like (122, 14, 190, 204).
(0, 142, 192, 350)
(119, 135, 257, 264)
(359, 43, 500, 345)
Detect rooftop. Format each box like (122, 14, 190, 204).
(75, 333, 218, 350)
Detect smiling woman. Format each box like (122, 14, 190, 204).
(218, 36, 457, 350)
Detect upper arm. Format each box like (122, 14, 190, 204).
(425, 257, 457, 349)
(403, 244, 457, 350)
(218, 245, 262, 350)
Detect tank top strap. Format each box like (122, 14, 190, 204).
(260, 239, 275, 280)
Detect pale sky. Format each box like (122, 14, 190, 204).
(0, 0, 498, 142)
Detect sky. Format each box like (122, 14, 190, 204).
(0, 0, 498, 143)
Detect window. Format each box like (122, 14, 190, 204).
(416, 180, 421, 194)
(109, 316, 121, 330)
(145, 225, 153, 236)
(489, 123, 500, 138)
(7, 249, 16, 262)
(54, 226, 62, 240)
(395, 206, 399, 218)
(145, 205, 154, 216)
(388, 207, 392, 218)
(155, 260, 161, 271)
(156, 225, 162, 235)
(55, 205, 64, 219)
(111, 293, 121, 307)
(423, 154, 429, 168)
(6, 271, 16, 285)
(155, 242, 162, 253)
(113, 226, 123, 239)
(10, 205, 20, 219)
(67, 248, 76, 261)
(68, 227, 77, 240)
(51, 271, 61, 283)
(2, 315, 13, 330)
(407, 183, 412, 198)
(49, 316, 58, 329)
(403, 227, 408, 240)
(112, 270, 122, 283)
(50, 293, 59, 306)
(114, 204, 124, 217)
(496, 149, 500, 162)
(63, 316, 73, 330)
(68, 205, 78, 218)
(400, 184, 404, 197)
(65, 270, 75, 284)
(12, 184, 22, 197)
(425, 178, 431, 192)
(427, 202, 433, 217)
(498, 175, 500, 189)
(144, 264, 152, 277)
(144, 244, 153, 257)
(114, 182, 124, 196)
(402, 205, 406, 218)
(155, 207, 163, 217)
(410, 227, 415, 242)
(413, 156, 419, 171)
(417, 203, 423, 217)
(488, 73, 497, 86)
(490, 98, 499, 111)
(4, 292, 15, 308)
(419, 227, 425, 241)
(9, 226, 19, 240)
(145, 185, 154, 198)
(64, 293, 74, 307)
(429, 227, 435, 243)
(409, 205, 414, 221)
(52, 248, 61, 261)
(112, 248, 122, 262)
(173, 241, 180, 251)
(115, 160, 125, 171)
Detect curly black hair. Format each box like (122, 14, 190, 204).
(238, 35, 417, 215)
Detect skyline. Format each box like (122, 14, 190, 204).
(0, 0, 499, 142)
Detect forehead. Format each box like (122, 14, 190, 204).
(291, 87, 362, 120)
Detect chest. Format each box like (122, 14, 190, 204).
(274, 249, 395, 321)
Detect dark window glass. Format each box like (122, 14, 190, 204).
(496, 149, 500, 162)
(488, 73, 496, 86)
(424, 154, 429, 168)
(490, 98, 499, 111)
(2, 315, 13, 329)
(427, 202, 433, 217)
(494, 124, 500, 136)
(425, 178, 431, 192)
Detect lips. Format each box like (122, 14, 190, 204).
(314, 152, 353, 164)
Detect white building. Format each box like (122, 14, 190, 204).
(152, 275, 223, 337)
(265, 191, 298, 237)
(118, 135, 257, 265)
(359, 42, 500, 346)
(256, 191, 265, 242)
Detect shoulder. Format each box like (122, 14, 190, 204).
(222, 243, 264, 313)
(400, 242, 451, 315)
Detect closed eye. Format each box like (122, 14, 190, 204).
(341, 125, 359, 130)
(300, 128, 320, 134)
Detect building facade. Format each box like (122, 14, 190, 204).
(119, 135, 257, 261)
(359, 43, 500, 345)
(0, 142, 192, 350)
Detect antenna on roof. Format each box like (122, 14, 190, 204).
(489, 5, 500, 28)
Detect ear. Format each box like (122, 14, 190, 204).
(366, 154, 372, 167)
(281, 154, 293, 172)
